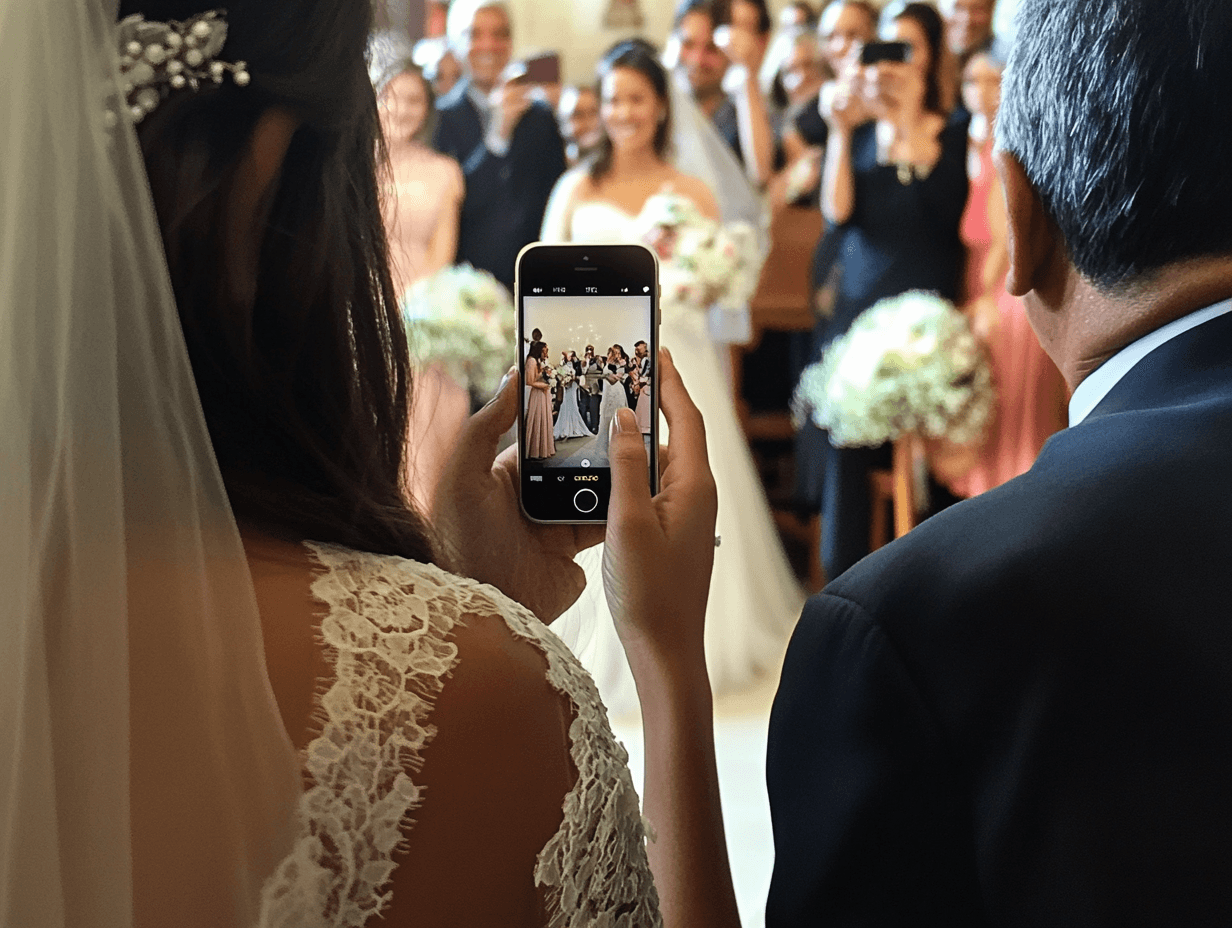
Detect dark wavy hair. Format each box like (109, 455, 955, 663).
(887, 1, 950, 115)
(589, 40, 673, 183)
(119, 0, 436, 563)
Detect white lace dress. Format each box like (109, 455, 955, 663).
(258, 543, 661, 927)
(541, 177, 807, 715)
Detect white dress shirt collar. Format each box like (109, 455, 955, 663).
(1067, 298, 1232, 426)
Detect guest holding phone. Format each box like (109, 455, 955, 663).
(433, 0, 567, 290)
(812, 1, 968, 581)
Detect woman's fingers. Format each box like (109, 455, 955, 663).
(656, 348, 710, 473)
(607, 408, 654, 514)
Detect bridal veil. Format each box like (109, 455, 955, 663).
(0, 1, 301, 925)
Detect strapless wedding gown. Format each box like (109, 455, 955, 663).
(545, 197, 806, 714)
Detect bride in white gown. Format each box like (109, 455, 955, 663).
(544, 40, 805, 714)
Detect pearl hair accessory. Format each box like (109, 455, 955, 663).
(115, 10, 249, 124)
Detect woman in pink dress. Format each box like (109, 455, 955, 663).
(944, 50, 1067, 498)
(524, 341, 557, 460)
(371, 41, 470, 514)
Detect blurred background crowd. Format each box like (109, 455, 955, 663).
(376, 0, 1060, 592)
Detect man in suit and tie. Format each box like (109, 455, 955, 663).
(767, 0, 1232, 924)
(433, 0, 567, 290)
(580, 345, 604, 434)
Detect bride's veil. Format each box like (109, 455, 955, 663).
(0, 1, 301, 925)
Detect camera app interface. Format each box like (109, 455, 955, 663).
(522, 294, 654, 512)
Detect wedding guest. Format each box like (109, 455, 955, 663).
(768, 29, 826, 148)
(414, 36, 464, 99)
(673, 0, 777, 187)
(634, 340, 654, 433)
(524, 340, 556, 459)
(940, 48, 1067, 498)
(779, 0, 818, 30)
(370, 39, 464, 295)
(811, 0, 968, 580)
(525, 326, 542, 358)
(941, 0, 998, 71)
(558, 85, 604, 167)
(369, 37, 469, 513)
(581, 344, 605, 432)
(779, 0, 877, 169)
(433, 0, 567, 289)
(770, 0, 1232, 921)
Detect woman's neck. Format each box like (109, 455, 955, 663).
(609, 144, 665, 178)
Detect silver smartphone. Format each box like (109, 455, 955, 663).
(515, 243, 660, 523)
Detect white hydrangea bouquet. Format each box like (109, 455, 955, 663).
(792, 290, 996, 448)
(401, 264, 514, 404)
(633, 193, 763, 312)
(556, 365, 577, 389)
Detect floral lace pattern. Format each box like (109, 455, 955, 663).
(257, 544, 661, 927)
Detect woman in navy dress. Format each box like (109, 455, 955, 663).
(813, 1, 968, 580)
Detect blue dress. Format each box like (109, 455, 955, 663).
(814, 112, 969, 581)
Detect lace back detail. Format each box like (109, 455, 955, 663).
(258, 544, 661, 928)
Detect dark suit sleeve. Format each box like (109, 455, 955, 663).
(766, 593, 983, 927)
(509, 104, 567, 231)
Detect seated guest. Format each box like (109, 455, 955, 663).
(940, 48, 1067, 498)
(433, 0, 567, 290)
(672, 0, 777, 187)
(557, 84, 604, 167)
(769, 0, 1232, 923)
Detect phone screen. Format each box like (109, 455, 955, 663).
(860, 40, 911, 66)
(517, 244, 659, 523)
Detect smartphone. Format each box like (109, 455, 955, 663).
(860, 40, 912, 66)
(522, 52, 561, 86)
(516, 243, 659, 524)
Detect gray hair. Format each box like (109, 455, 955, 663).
(998, 0, 1232, 289)
(446, 0, 513, 53)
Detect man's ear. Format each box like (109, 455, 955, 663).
(994, 149, 1054, 298)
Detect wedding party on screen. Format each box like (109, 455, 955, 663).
(522, 295, 654, 470)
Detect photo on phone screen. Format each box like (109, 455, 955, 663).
(517, 244, 658, 523)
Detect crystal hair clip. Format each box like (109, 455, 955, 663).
(116, 10, 249, 124)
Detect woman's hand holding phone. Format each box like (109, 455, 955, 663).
(433, 369, 604, 623)
(601, 348, 716, 677)
(600, 348, 740, 928)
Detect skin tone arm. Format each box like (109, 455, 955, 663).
(433, 352, 739, 927)
(425, 161, 463, 275)
(722, 27, 776, 188)
(603, 349, 740, 928)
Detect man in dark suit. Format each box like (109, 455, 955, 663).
(767, 0, 1232, 924)
(433, 0, 566, 291)
(580, 345, 604, 434)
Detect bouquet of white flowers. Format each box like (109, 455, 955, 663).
(792, 290, 996, 448)
(557, 365, 577, 389)
(633, 193, 763, 313)
(401, 263, 515, 403)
